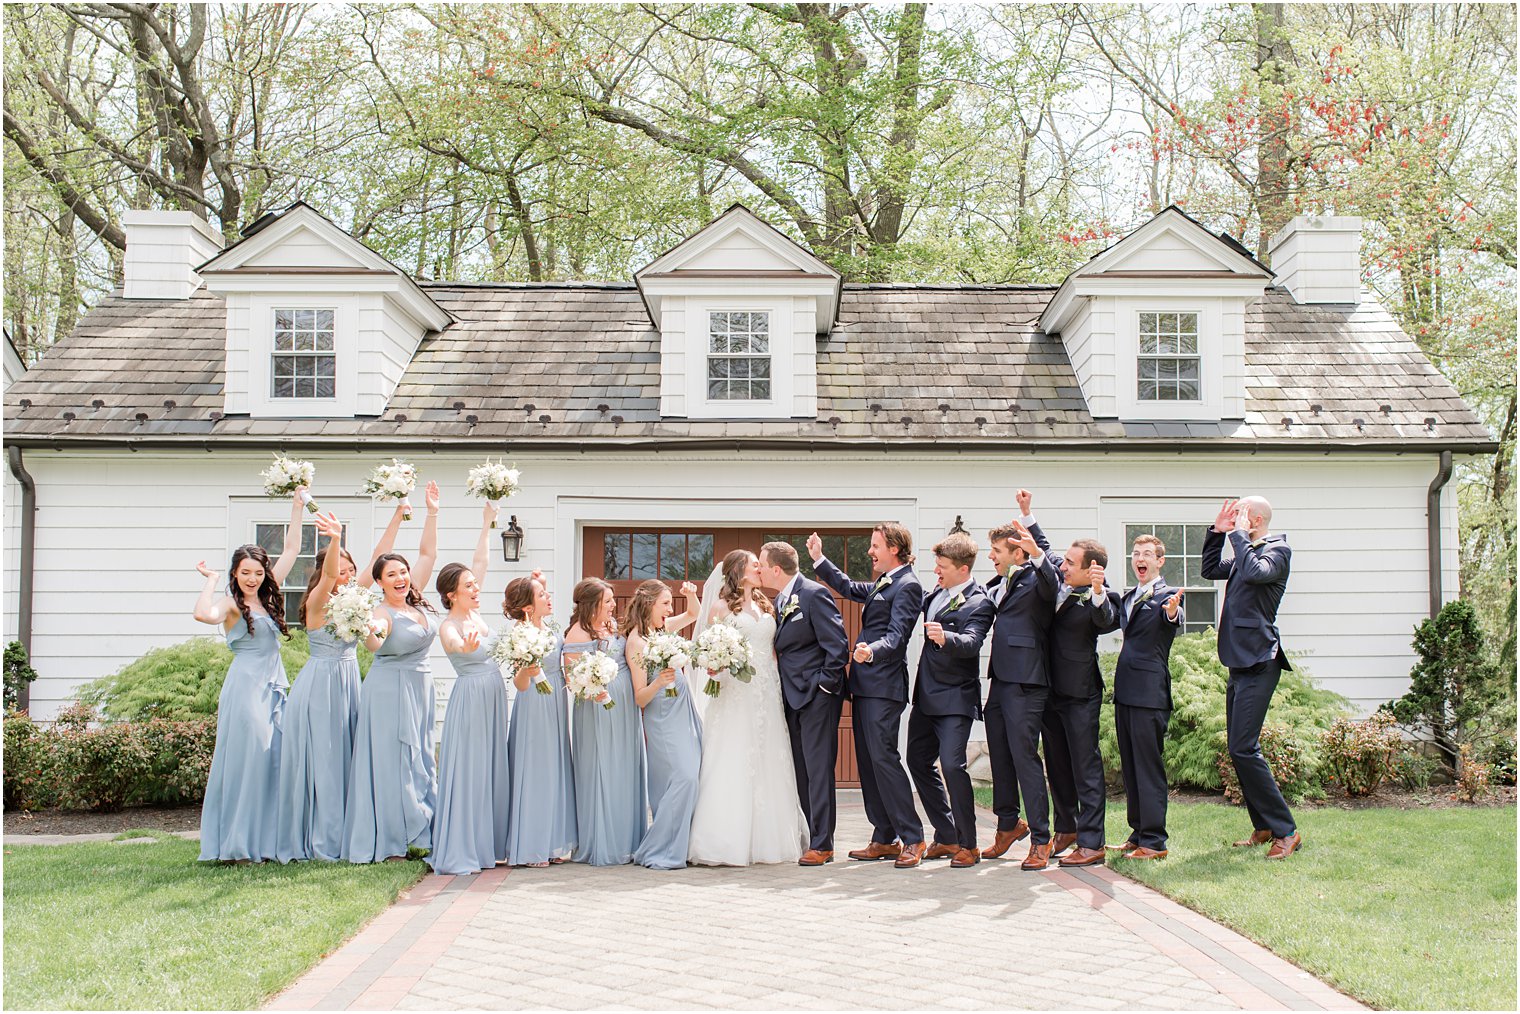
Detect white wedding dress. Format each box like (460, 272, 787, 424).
(687, 605, 810, 866)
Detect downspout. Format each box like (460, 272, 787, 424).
(1427, 450, 1453, 618)
(6, 444, 35, 710)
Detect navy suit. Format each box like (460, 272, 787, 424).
(982, 525, 1060, 844)
(1201, 528, 1296, 839)
(1114, 580, 1182, 850)
(815, 557, 925, 847)
(774, 575, 849, 851)
(907, 581, 994, 849)
(1041, 583, 1121, 850)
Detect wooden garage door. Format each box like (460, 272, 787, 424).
(583, 526, 876, 788)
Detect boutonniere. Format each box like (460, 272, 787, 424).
(941, 591, 966, 614)
(870, 574, 894, 596)
(779, 594, 801, 620)
(1074, 589, 1093, 604)
(1136, 587, 1155, 607)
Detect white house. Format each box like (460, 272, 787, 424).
(2, 203, 1493, 784)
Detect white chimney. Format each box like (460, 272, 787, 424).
(1267, 215, 1363, 306)
(122, 210, 224, 299)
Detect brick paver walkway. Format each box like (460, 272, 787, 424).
(268, 795, 1363, 1011)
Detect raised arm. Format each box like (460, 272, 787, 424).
(360, 501, 408, 588)
(410, 480, 441, 592)
(192, 561, 237, 630)
(303, 513, 345, 629)
(812, 555, 875, 603)
(1229, 531, 1291, 585)
(438, 616, 481, 656)
(1199, 499, 1238, 581)
(663, 581, 701, 633)
(470, 500, 499, 588)
(269, 489, 308, 586)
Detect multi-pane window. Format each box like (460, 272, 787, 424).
(763, 532, 874, 581)
(254, 521, 347, 620)
(1138, 311, 1200, 401)
(272, 308, 336, 399)
(707, 311, 771, 401)
(602, 532, 715, 582)
(1124, 523, 1217, 634)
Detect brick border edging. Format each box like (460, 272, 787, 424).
(265, 866, 510, 1011)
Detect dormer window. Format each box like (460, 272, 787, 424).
(707, 311, 771, 401)
(272, 308, 336, 399)
(1138, 311, 1200, 402)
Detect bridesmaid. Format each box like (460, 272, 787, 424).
(504, 574, 576, 867)
(274, 502, 407, 863)
(192, 489, 308, 863)
(626, 579, 703, 871)
(565, 578, 646, 866)
(344, 481, 442, 863)
(429, 502, 513, 877)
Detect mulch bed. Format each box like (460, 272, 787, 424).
(3, 805, 202, 836)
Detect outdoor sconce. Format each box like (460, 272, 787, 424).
(949, 515, 969, 535)
(500, 515, 524, 563)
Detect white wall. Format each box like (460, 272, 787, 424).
(5, 447, 1458, 724)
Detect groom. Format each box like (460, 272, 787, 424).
(761, 540, 849, 866)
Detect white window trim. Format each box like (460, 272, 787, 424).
(705, 309, 774, 404)
(247, 296, 359, 418)
(1097, 495, 1226, 645)
(1115, 298, 1224, 421)
(1137, 310, 1203, 404)
(683, 297, 795, 419)
(227, 495, 373, 589)
(270, 306, 338, 402)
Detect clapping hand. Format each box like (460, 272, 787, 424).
(924, 621, 946, 646)
(1213, 498, 1239, 533)
(1164, 590, 1183, 620)
(806, 532, 824, 562)
(1089, 562, 1105, 591)
(1016, 488, 1033, 516)
(1233, 501, 1253, 533)
(852, 642, 873, 664)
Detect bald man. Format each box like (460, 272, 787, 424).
(1201, 496, 1299, 860)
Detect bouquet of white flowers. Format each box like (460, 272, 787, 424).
(261, 454, 319, 514)
(489, 621, 558, 694)
(363, 458, 418, 520)
(324, 582, 382, 643)
(640, 631, 692, 699)
(565, 650, 618, 710)
(693, 620, 756, 697)
(465, 459, 520, 526)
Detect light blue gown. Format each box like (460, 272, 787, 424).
(568, 635, 647, 866)
(199, 613, 288, 862)
(275, 626, 361, 863)
(505, 629, 576, 864)
(634, 661, 703, 870)
(428, 636, 511, 875)
(343, 604, 437, 863)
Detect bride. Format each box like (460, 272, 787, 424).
(687, 549, 809, 866)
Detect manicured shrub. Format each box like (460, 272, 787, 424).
(1387, 600, 1509, 774)
(1216, 722, 1321, 804)
(78, 628, 373, 721)
(4, 641, 38, 710)
(1097, 630, 1349, 795)
(1322, 710, 1401, 796)
(2, 709, 58, 810)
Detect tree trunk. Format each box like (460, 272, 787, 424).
(1254, 3, 1296, 258)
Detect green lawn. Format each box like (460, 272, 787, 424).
(3, 832, 426, 1010)
(974, 788, 1517, 1011)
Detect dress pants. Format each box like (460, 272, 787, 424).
(785, 689, 843, 852)
(983, 679, 1051, 844)
(852, 695, 924, 846)
(1114, 702, 1170, 850)
(905, 708, 976, 849)
(1044, 691, 1107, 849)
(1226, 660, 1296, 839)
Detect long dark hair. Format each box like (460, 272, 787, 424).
(720, 549, 774, 617)
(503, 576, 540, 622)
(570, 578, 615, 636)
(435, 562, 471, 611)
(371, 552, 436, 612)
(228, 544, 288, 637)
(299, 544, 356, 626)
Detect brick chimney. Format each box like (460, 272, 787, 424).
(122, 211, 224, 299)
(1267, 215, 1363, 306)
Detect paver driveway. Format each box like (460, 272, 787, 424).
(268, 794, 1362, 1011)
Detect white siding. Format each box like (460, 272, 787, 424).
(1104, 229, 1228, 273)
(5, 448, 1461, 725)
(697, 231, 798, 271)
(239, 225, 368, 270)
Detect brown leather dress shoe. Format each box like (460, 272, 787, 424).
(1265, 833, 1301, 860)
(1020, 841, 1053, 871)
(950, 847, 981, 868)
(848, 841, 902, 862)
(798, 849, 834, 866)
(924, 841, 960, 861)
(894, 841, 928, 868)
(1121, 846, 1168, 860)
(1105, 840, 1139, 852)
(1231, 829, 1273, 847)
(982, 820, 1030, 859)
(1058, 846, 1106, 867)
(1049, 831, 1078, 856)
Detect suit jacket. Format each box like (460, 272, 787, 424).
(814, 557, 924, 702)
(772, 575, 850, 711)
(1201, 529, 1292, 671)
(912, 581, 994, 719)
(1048, 584, 1121, 699)
(1115, 580, 1182, 710)
(983, 530, 1059, 687)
